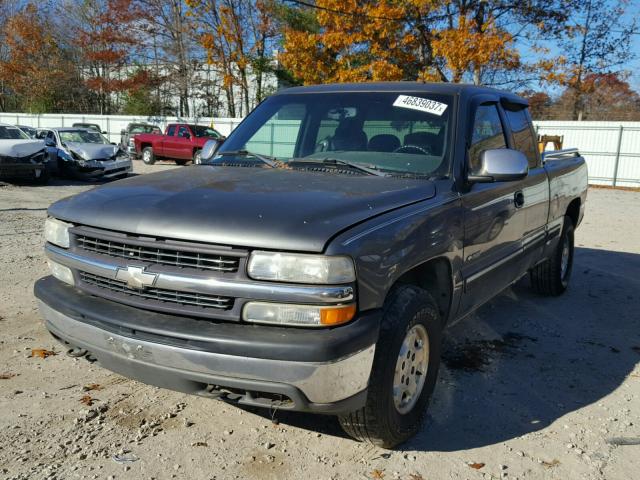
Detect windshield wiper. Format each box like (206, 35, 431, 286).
(215, 150, 277, 167)
(289, 157, 388, 177)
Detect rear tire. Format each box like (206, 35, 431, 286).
(339, 285, 442, 449)
(175, 159, 188, 166)
(142, 147, 155, 165)
(529, 216, 574, 296)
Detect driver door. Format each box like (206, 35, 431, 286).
(459, 101, 527, 314)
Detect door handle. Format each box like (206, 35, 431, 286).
(514, 191, 525, 208)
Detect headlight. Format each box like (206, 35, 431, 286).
(247, 252, 355, 284)
(47, 260, 74, 285)
(44, 217, 71, 248)
(243, 302, 356, 327)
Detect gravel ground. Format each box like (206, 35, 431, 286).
(1, 163, 639, 480)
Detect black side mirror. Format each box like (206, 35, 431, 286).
(200, 139, 224, 163)
(468, 148, 529, 183)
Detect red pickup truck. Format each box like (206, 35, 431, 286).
(134, 123, 223, 165)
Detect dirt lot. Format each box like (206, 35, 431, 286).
(1, 163, 639, 480)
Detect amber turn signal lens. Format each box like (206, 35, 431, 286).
(320, 304, 357, 326)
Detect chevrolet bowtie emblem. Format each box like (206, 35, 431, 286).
(115, 266, 158, 289)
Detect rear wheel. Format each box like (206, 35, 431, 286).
(339, 285, 442, 448)
(142, 147, 155, 165)
(530, 216, 574, 296)
(175, 159, 188, 166)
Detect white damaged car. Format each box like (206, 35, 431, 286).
(39, 127, 132, 179)
(0, 123, 49, 184)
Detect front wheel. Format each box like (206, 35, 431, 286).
(339, 285, 442, 448)
(142, 147, 155, 165)
(529, 216, 574, 296)
(192, 149, 202, 164)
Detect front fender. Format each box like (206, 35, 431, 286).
(326, 189, 464, 312)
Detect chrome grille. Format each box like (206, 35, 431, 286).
(79, 271, 233, 310)
(75, 234, 240, 272)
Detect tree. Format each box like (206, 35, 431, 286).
(276, 0, 575, 87)
(186, 0, 278, 117)
(553, 73, 640, 121)
(64, 0, 145, 114)
(0, 3, 75, 112)
(551, 0, 637, 120)
(520, 90, 553, 119)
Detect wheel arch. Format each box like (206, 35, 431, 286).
(566, 197, 581, 227)
(392, 256, 454, 325)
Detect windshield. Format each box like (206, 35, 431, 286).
(213, 92, 453, 176)
(59, 130, 109, 144)
(0, 126, 30, 140)
(192, 125, 221, 138)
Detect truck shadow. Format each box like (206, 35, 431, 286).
(242, 247, 640, 450)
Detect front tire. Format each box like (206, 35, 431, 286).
(33, 168, 50, 185)
(529, 216, 574, 296)
(142, 147, 155, 165)
(193, 149, 202, 164)
(339, 285, 442, 448)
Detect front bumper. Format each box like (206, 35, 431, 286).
(0, 161, 46, 179)
(71, 158, 132, 179)
(34, 276, 379, 413)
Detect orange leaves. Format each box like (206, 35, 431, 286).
(280, 0, 417, 85)
(432, 16, 519, 83)
(468, 462, 485, 469)
(0, 373, 18, 380)
(370, 469, 385, 479)
(80, 395, 95, 406)
(30, 349, 57, 359)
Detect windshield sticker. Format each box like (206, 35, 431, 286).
(393, 95, 448, 116)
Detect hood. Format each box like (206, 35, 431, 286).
(48, 167, 437, 252)
(65, 142, 119, 160)
(0, 139, 45, 158)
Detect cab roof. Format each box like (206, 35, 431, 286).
(274, 81, 527, 106)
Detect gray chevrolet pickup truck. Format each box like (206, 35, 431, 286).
(35, 83, 587, 448)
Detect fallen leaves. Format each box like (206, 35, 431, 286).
(468, 462, 485, 470)
(30, 348, 56, 359)
(80, 395, 95, 406)
(82, 383, 102, 392)
(370, 469, 385, 479)
(0, 372, 17, 379)
(409, 474, 424, 480)
(190, 441, 208, 447)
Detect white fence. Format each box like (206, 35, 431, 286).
(534, 121, 640, 188)
(0, 113, 243, 143)
(2, 112, 638, 188)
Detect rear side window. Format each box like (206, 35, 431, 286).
(505, 107, 538, 168)
(469, 104, 507, 172)
(167, 125, 176, 136)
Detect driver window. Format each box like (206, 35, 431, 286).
(46, 131, 55, 144)
(469, 104, 507, 172)
(178, 126, 189, 138)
